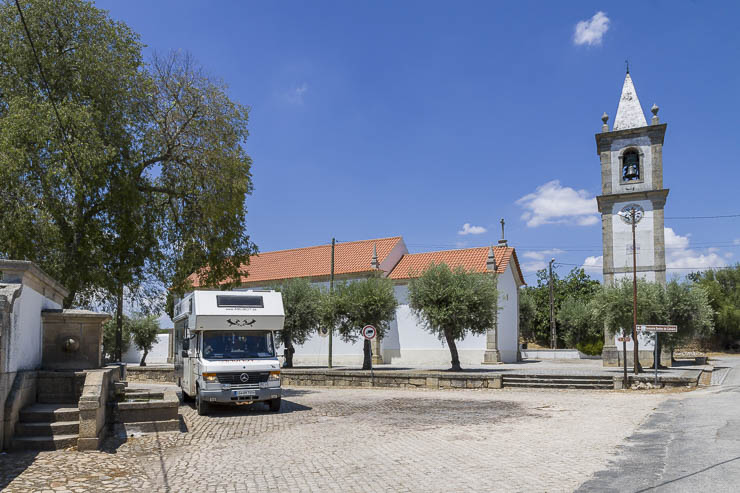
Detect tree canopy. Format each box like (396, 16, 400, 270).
(274, 278, 324, 368)
(0, 0, 256, 313)
(519, 267, 600, 348)
(591, 278, 714, 352)
(333, 276, 397, 370)
(408, 263, 498, 371)
(689, 265, 740, 348)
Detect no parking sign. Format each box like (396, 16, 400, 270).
(361, 325, 376, 340)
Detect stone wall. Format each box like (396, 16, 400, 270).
(281, 369, 503, 390)
(126, 365, 176, 383)
(42, 310, 110, 370)
(1, 370, 37, 450)
(78, 368, 119, 451)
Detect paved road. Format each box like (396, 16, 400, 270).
(1, 385, 666, 493)
(578, 356, 740, 492)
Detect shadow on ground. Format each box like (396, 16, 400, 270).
(0, 451, 39, 491)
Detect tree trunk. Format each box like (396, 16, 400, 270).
(116, 286, 123, 362)
(140, 349, 148, 367)
(283, 337, 294, 368)
(362, 339, 372, 370)
(444, 330, 462, 372)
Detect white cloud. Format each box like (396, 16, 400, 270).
(580, 228, 730, 275)
(582, 255, 603, 272)
(665, 227, 727, 271)
(458, 223, 487, 235)
(516, 180, 598, 227)
(521, 249, 564, 272)
(573, 12, 610, 46)
(285, 83, 308, 104)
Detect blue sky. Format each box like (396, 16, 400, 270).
(96, 1, 740, 286)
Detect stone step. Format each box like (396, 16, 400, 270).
(15, 420, 79, 437)
(504, 377, 612, 384)
(20, 404, 80, 423)
(12, 434, 78, 451)
(123, 390, 165, 400)
(503, 381, 612, 389)
(504, 374, 613, 381)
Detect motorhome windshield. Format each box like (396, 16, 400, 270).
(202, 331, 275, 360)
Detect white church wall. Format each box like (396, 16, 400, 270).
(122, 333, 171, 365)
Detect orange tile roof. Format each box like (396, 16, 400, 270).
(190, 236, 404, 287)
(388, 246, 524, 284)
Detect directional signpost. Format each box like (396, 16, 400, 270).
(638, 325, 678, 385)
(362, 325, 377, 385)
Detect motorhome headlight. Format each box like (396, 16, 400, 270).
(269, 371, 281, 381)
(202, 373, 218, 382)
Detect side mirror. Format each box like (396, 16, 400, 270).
(182, 339, 190, 351)
(181, 350, 189, 358)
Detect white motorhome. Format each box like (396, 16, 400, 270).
(173, 290, 285, 415)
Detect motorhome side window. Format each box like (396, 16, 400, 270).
(216, 295, 264, 308)
(202, 330, 275, 360)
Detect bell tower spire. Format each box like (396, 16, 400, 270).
(613, 72, 647, 131)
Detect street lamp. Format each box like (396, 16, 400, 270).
(618, 204, 644, 375)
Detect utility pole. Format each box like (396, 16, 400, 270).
(328, 237, 335, 368)
(631, 209, 639, 374)
(549, 258, 556, 349)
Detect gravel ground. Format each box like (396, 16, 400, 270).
(1, 386, 671, 493)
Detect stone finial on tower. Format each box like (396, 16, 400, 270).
(601, 112, 609, 132)
(486, 245, 497, 272)
(651, 103, 660, 125)
(497, 218, 507, 246)
(371, 243, 380, 270)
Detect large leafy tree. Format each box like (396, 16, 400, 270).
(334, 276, 397, 370)
(275, 278, 324, 368)
(0, 0, 256, 356)
(408, 263, 498, 371)
(689, 265, 740, 348)
(519, 267, 600, 347)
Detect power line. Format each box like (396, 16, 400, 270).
(666, 214, 740, 220)
(553, 262, 735, 271)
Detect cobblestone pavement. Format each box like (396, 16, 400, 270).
(0, 386, 672, 492)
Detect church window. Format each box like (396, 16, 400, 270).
(622, 150, 640, 181)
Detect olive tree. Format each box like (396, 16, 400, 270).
(275, 278, 324, 368)
(590, 278, 714, 368)
(408, 263, 498, 371)
(129, 314, 161, 366)
(334, 276, 397, 370)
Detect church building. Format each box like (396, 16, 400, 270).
(596, 70, 670, 366)
(188, 236, 525, 366)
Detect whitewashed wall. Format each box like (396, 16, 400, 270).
(611, 198, 657, 283)
(122, 333, 170, 365)
(9, 286, 61, 371)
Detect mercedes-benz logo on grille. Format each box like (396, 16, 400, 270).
(239, 373, 249, 383)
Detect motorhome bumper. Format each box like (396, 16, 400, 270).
(199, 387, 281, 404)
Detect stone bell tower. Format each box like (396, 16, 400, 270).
(596, 70, 669, 366)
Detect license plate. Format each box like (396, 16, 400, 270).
(233, 390, 256, 397)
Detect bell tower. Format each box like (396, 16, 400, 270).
(597, 70, 669, 366)
(596, 70, 668, 285)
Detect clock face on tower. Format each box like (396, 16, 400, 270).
(618, 204, 644, 224)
